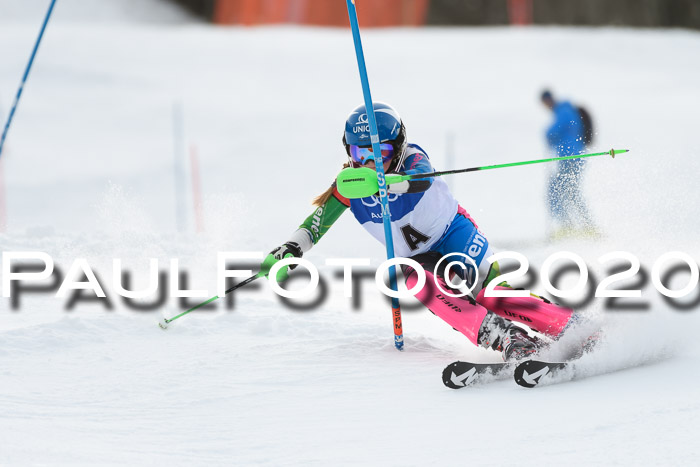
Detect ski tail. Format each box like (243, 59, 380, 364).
(513, 360, 570, 388)
(442, 361, 510, 389)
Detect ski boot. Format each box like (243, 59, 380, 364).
(478, 311, 543, 361)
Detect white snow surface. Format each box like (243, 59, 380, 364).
(1, 5, 700, 465)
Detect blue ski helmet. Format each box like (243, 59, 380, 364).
(343, 102, 407, 170)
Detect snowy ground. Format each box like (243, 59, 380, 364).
(1, 1, 700, 465)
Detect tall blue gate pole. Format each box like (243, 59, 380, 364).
(0, 0, 58, 160)
(345, 0, 404, 351)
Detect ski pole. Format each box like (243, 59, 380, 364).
(158, 272, 261, 329)
(337, 148, 629, 199)
(0, 0, 58, 160)
(345, 0, 404, 351)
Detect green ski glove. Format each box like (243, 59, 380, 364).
(260, 242, 303, 282)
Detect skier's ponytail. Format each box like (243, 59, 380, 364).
(312, 163, 350, 207)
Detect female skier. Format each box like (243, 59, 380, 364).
(260, 102, 574, 361)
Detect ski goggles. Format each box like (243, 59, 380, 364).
(349, 143, 395, 167)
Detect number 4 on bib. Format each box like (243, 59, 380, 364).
(400, 224, 431, 251)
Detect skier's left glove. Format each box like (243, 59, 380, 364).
(387, 172, 410, 194)
(387, 172, 431, 194)
(260, 242, 303, 282)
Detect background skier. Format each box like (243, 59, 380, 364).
(540, 89, 598, 239)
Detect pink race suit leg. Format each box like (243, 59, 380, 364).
(476, 286, 573, 338)
(404, 264, 487, 345)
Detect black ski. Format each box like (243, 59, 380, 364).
(513, 360, 571, 388)
(442, 361, 510, 389)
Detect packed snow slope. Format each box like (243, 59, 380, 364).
(1, 4, 700, 465)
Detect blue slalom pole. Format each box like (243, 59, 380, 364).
(0, 0, 58, 160)
(345, 0, 404, 351)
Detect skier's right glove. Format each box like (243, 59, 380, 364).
(260, 242, 303, 282)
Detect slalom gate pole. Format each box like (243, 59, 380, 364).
(172, 100, 187, 233)
(158, 273, 261, 329)
(345, 0, 404, 351)
(0, 0, 58, 160)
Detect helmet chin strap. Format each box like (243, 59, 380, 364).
(389, 142, 408, 173)
(387, 153, 401, 173)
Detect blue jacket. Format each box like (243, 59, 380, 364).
(546, 101, 585, 157)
